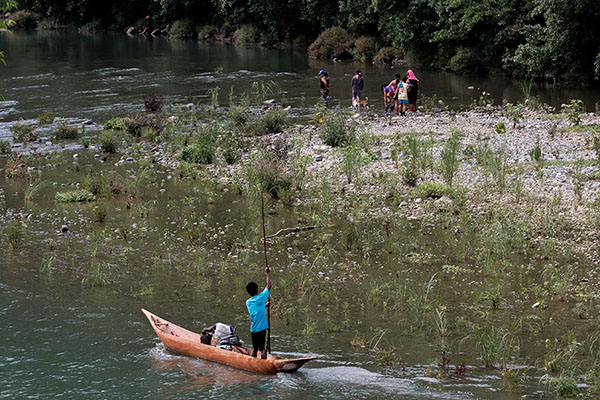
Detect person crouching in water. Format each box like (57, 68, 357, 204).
(245, 266, 272, 359)
(319, 70, 329, 107)
(382, 79, 397, 114)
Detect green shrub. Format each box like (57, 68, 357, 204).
(81, 137, 91, 148)
(198, 24, 219, 39)
(373, 47, 403, 65)
(4, 220, 25, 249)
(235, 24, 262, 45)
(11, 122, 38, 142)
(53, 122, 78, 140)
(505, 103, 524, 128)
(321, 114, 356, 147)
(99, 131, 118, 153)
(352, 36, 376, 62)
(414, 183, 452, 199)
(440, 130, 461, 185)
(179, 128, 216, 164)
(223, 147, 238, 165)
(92, 203, 107, 222)
(37, 112, 55, 125)
(11, 10, 39, 29)
(495, 122, 506, 134)
(402, 164, 420, 187)
(0, 140, 10, 154)
(563, 99, 584, 126)
(141, 127, 158, 142)
(256, 108, 289, 135)
(55, 189, 96, 203)
(247, 153, 293, 199)
(554, 375, 578, 397)
(103, 118, 127, 131)
(308, 27, 351, 59)
(228, 105, 250, 127)
(169, 19, 197, 38)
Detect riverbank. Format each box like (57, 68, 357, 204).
(3, 101, 600, 397)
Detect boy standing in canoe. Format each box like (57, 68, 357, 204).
(246, 266, 272, 359)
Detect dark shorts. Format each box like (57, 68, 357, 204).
(251, 329, 268, 351)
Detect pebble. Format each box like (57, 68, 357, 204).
(315, 155, 323, 162)
(61, 224, 69, 233)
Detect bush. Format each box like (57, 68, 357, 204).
(53, 122, 78, 140)
(308, 27, 351, 59)
(55, 189, 96, 203)
(352, 36, 376, 62)
(4, 221, 24, 249)
(256, 108, 289, 135)
(37, 112, 54, 125)
(563, 99, 584, 126)
(235, 24, 263, 45)
(414, 183, 453, 199)
(198, 24, 219, 40)
(228, 105, 250, 127)
(124, 114, 163, 137)
(11, 10, 39, 29)
(93, 204, 107, 222)
(0, 140, 10, 154)
(99, 131, 118, 153)
(449, 47, 475, 72)
(248, 153, 293, 199)
(402, 164, 420, 187)
(143, 93, 163, 113)
(373, 47, 403, 65)
(321, 114, 356, 147)
(178, 128, 216, 164)
(11, 122, 38, 142)
(495, 122, 506, 134)
(169, 19, 197, 38)
(103, 118, 127, 131)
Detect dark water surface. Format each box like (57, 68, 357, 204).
(1, 31, 599, 126)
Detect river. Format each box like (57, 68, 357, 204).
(1, 31, 599, 126)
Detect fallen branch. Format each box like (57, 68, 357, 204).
(265, 226, 315, 239)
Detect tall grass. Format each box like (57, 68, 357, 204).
(440, 130, 461, 185)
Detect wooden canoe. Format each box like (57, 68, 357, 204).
(141, 308, 316, 374)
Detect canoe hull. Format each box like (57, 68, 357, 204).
(141, 308, 315, 374)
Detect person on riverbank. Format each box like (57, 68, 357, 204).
(245, 266, 272, 359)
(319, 70, 329, 107)
(397, 77, 410, 116)
(386, 74, 401, 114)
(351, 69, 364, 109)
(405, 70, 419, 112)
(382, 81, 396, 114)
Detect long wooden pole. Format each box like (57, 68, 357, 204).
(260, 192, 271, 354)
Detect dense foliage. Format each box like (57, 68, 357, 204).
(13, 0, 600, 82)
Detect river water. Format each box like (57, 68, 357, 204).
(0, 31, 593, 399)
(1, 31, 599, 126)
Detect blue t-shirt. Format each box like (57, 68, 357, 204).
(246, 288, 270, 332)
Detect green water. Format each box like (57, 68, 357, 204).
(0, 151, 557, 399)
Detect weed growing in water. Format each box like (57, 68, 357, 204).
(4, 220, 25, 250)
(82, 262, 110, 287)
(24, 179, 50, 201)
(440, 130, 461, 185)
(0, 140, 10, 154)
(179, 128, 216, 164)
(11, 122, 38, 142)
(53, 122, 78, 140)
(55, 189, 95, 203)
(39, 256, 55, 272)
(93, 203, 107, 222)
(251, 80, 276, 104)
(37, 112, 54, 125)
(246, 153, 294, 199)
(465, 321, 520, 368)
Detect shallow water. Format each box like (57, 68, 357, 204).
(0, 150, 574, 399)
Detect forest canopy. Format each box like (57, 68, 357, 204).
(13, 0, 600, 83)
